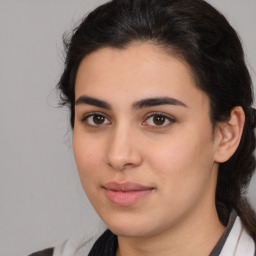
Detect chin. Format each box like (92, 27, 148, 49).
(102, 213, 162, 238)
(110, 225, 146, 238)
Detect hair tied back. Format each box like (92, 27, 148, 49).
(250, 107, 256, 129)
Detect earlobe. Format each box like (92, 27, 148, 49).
(214, 106, 245, 163)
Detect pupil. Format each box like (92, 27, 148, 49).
(153, 116, 165, 125)
(93, 115, 105, 124)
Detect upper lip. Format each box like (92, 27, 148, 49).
(103, 182, 153, 191)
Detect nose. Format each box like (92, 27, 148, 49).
(105, 125, 143, 171)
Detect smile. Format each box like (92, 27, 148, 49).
(103, 182, 154, 206)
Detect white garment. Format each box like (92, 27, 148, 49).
(53, 224, 104, 256)
(219, 216, 255, 255)
(54, 216, 255, 256)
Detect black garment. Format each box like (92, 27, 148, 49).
(88, 229, 117, 256)
(29, 211, 237, 256)
(88, 211, 237, 256)
(209, 210, 237, 256)
(28, 248, 54, 256)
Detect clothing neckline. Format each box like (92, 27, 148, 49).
(88, 210, 237, 256)
(209, 209, 237, 256)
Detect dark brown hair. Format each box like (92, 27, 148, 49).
(58, 0, 256, 240)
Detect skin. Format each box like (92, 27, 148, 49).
(73, 43, 244, 256)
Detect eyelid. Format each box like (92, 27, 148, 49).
(142, 112, 176, 127)
(79, 111, 175, 128)
(81, 111, 111, 126)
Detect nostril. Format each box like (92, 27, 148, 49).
(106, 150, 143, 171)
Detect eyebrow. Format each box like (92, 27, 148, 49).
(132, 97, 187, 110)
(75, 96, 111, 109)
(75, 95, 187, 110)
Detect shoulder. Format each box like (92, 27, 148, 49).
(220, 215, 255, 256)
(53, 228, 106, 256)
(28, 248, 54, 256)
(53, 229, 115, 256)
(52, 235, 98, 256)
(29, 223, 107, 256)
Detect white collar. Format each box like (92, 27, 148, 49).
(54, 216, 255, 256)
(219, 216, 255, 255)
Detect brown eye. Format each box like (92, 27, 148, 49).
(153, 115, 166, 125)
(93, 115, 106, 125)
(84, 114, 111, 126)
(143, 113, 175, 127)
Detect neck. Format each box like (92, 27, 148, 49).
(116, 205, 225, 256)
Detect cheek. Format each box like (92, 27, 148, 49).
(73, 132, 105, 184)
(145, 130, 216, 219)
(147, 124, 215, 190)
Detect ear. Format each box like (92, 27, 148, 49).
(214, 106, 245, 163)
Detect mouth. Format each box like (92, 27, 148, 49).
(103, 181, 154, 206)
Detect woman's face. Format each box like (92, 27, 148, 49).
(73, 43, 221, 238)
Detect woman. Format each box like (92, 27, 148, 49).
(30, 0, 256, 255)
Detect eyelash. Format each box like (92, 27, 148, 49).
(142, 112, 175, 128)
(81, 112, 175, 128)
(81, 112, 111, 128)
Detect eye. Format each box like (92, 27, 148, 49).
(143, 113, 175, 127)
(82, 113, 111, 126)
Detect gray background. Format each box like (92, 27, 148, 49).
(0, 1, 255, 256)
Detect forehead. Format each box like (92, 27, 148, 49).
(75, 43, 209, 110)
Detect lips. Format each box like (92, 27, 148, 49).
(103, 182, 154, 206)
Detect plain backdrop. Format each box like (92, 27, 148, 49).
(0, 1, 255, 255)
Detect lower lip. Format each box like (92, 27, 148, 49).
(104, 189, 153, 206)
